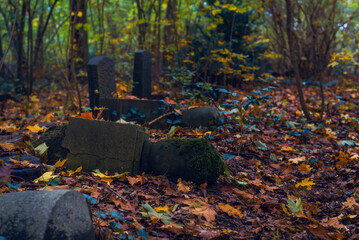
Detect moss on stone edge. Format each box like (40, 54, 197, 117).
(164, 138, 225, 185)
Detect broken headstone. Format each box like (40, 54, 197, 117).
(32, 125, 68, 165)
(62, 117, 148, 174)
(0, 190, 95, 240)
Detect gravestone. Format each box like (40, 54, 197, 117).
(0, 190, 95, 240)
(87, 56, 116, 109)
(62, 117, 148, 174)
(34, 118, 225, 185)
(132, 50, 152, 99)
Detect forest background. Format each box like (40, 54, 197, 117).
(0, 0, 358, 110)
(1, 1, 359, 239)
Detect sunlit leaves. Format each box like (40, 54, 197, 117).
(296, 178, 315, 190)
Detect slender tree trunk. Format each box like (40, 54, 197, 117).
(17, 0, 26, 93)
(285, 0, 312, 121)
(70, 0, 89, 81)
(154, 0, 162, 84)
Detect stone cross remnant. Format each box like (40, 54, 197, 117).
(132, 50, 152, 99)
(87, 56, 116, 109)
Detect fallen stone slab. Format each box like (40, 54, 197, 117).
(34, 118, 225, 185)
(62, 117, 148, 175)
(99, 97, 172, 128)
(141, 138, 224, 185)
(0, 190, 95, 240)
(179, 106, 219, 128)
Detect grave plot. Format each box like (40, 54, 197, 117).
(87, 53, 172, 128)
(87, 51, 220, 129)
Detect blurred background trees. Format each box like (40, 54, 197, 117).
(0, 0, 358, 117)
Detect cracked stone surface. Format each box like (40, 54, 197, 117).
(62, 117, 148, 174)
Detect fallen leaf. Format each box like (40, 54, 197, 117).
(295, 178, 315, 190)
(154, 205, 169, 213)
(0, 142, 16, 151)
(281, 146, 294, 152)
(343, 197, 359, 210)
(177, 179, 190, 193)
(34, 171, 58, 183)
(54, 159, 67, 168)
(298, 163, 312, 173)
(218, 203, 243, 218)
(287, 197, 303, 214)
(26, 125, 44, 133)
(289, 156, 306, 164)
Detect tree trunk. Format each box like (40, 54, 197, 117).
(285, 0, 312, 121)
(70, 0, 89, 81)
(16, 0, 26, 93)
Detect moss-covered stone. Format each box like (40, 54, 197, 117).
(143, 138, 225, 185)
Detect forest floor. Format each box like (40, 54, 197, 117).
(0, 79, 359, 239)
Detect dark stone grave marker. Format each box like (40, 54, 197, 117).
(132, 50, 152, 99)
(87, 56, 116, 109)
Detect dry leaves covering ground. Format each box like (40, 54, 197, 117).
(0, 80, 358, 239)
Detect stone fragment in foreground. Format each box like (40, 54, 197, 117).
(0, 190, 95, 240)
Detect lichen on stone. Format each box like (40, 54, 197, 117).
(164, 138, 225, 185)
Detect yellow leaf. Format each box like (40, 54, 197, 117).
(298, 163, 312, 173)
(174, 109, 182, 115)
(68, 166, 82, 176)
(77, 11, 83, 17)
(34, 171, 57, 183)
(295, 178, 315, 190)
(289, 156, 306, 164)
(40, 185, 70, 191)
(54, 159, 67, 168)
(281, 146, 294, 152)
(154, 205, 169, 213)
(27, 125, 44, 133)
(0, 142, 16, 151)
(218, 203, 243, 218)
(177, 181, 190, 193)
(5, 126, 20, 133)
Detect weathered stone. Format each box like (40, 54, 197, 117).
(180, 106, 219, 128)
(100, 97, 171, 128)
(87, 56, 116, 109)
(141, 138, 224, 185)
(62, 117, 148, 174)
(132, 50, 152, 99)
(32, 125, 68, 164)
(0, 190, 95, 240)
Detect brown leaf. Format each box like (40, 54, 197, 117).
(0, 142, 16, 151)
